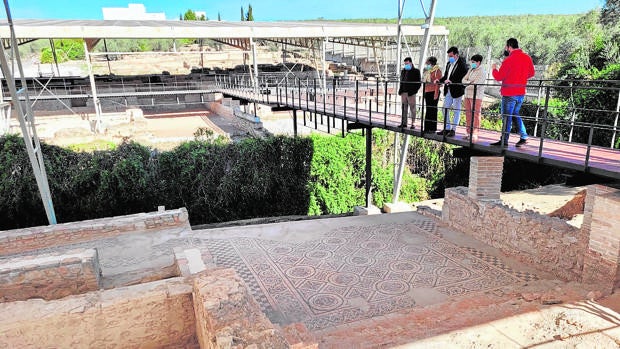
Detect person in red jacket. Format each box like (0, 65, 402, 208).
(490, 38, 535, 147)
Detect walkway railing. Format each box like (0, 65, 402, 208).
(214, 74, 620, 179)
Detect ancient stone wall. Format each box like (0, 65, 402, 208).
(0, 208, 190, 256)
(581, 185, 620, 294)
(193, 268, 289, 349)
(443, 187, 586, 281)
(0, 248, 101, 302)
(0, 277, 197, 348)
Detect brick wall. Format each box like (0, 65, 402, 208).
(193, 268, 289, 349)
(0, 208, 190, 256)
(581, 185, 620, 294)
(0, 277, 197, 348)
(443, 187, 587, 281)
(468, 156, 503, 201)
(0, 248, 101, 302)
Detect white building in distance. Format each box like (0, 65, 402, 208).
(102, 4, 166, 20)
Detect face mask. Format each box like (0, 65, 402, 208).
(503, 50, 510, 57)
(471, 63, 477, 69)
(448, 57, 455, 64)
(404, 64, 412, 71)
(425, 64, 431, 70)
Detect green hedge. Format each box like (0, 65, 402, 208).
(0, 131, 429, 230)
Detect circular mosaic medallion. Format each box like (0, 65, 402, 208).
(285, 265, 316, 278)
(436, 266, 471, 279)
(345, 255, 375, 267)
(322, 237, 346, 245)
(389, 260, 422, 273)
(308, 293, 344, 311)
(375, 279, 410, 295)
(270, 246, 294, 255)
(304, 250, 333, 259)
(360, 240, 388, 250)
(401, 245, 430, 255)
(258, 268, 278, 278)
(328, 272, 360, 287)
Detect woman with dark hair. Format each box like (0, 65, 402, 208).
(462, 54, 486, 142)
(422, 56, 442, 133)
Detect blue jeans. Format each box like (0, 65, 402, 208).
(501, 95, 528, 142)
(442, 91, 462, 131)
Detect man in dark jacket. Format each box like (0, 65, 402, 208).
(398, 57, 421, 128)
(435, 46, 468, 137)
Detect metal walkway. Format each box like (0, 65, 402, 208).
(215, 77, 620, 180)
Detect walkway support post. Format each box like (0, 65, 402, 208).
(393, 0, 437, 203)
(83, 40, 103, 133)
(366, 126, 373, 207)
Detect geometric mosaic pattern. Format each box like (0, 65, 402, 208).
(206, 221, 532, 330)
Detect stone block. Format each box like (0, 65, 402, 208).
(192, 268, 288, 349)
(383, 201, 414, 213)
(0, 278, 196, 348)
(353, 205, 382, 216)
(0, 249, 101, 302)
(0, 208, 191, 256)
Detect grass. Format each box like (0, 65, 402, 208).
(66, 139, 117, 152)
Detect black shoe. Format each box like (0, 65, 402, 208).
(398, 123, 407, 128)
(490, 140, 507, 147)
(409, 125, 416, 130)
(446, 130, 455, 137)
(515, 138, 528, 147)
(436, 130, 446, 135)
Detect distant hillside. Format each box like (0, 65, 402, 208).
(340, 13, 594, 64)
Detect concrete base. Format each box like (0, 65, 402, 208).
(353, 205, 382, 216)
(383, 202, 414, 213)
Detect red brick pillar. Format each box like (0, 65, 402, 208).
(468, 156, 504, 201)
(582, 185, 620, 294)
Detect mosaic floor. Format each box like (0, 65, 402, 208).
(205, 219, 537, 330)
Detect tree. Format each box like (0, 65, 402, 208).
(183, 9, 197, 21)
(218, 12, 221, 21)
(601, 0, 619, 26)
(199, 14, 206, 21)
(246, 4, 254, 21)
(240, 6, 245, 21)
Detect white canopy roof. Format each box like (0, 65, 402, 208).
(0, 19, 448, 40)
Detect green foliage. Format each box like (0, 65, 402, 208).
(550, 5, 620, 148)
(0, 135, 314, 230)
(307, 133, 365, 215)
(340, 14, 588, 65)
(40, 39, 85, 64)
(241, 6, 245, 21)
(246, 4, 254, 21)
(307, 131, 429, 215)
(183, 9, 197, 20)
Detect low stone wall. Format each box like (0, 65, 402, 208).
(0, 277, 197, 348)
(193, 268, 289, 349)
(0, 248, 101, 302)
(443, 187, 587, 281)
(0, 208, 190, 256)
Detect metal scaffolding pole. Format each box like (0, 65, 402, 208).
(0, 0, 57, 224)
(83, 41, 103, 133)
(322, 37, 328, 92)
(393, 0, 438, 203)
(250, 37, 259, 94)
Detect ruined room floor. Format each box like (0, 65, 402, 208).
(6, 211, 619, 348)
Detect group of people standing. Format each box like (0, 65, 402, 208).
(397, 37, 535, 147)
